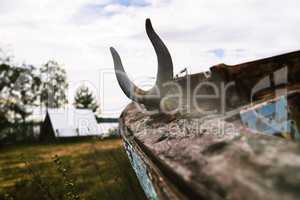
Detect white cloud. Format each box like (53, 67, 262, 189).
(1, 0, 300, 116)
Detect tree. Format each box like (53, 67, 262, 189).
(73, 85, 99, 114)
(9, 63, 41, 123)
(0, 57, 12, 130)
(0, 49, 41, 133)
(40, 60, 68, 108)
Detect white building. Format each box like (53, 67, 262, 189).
(41, 108, 101, 140)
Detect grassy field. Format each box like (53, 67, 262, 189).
(0, 138, 147, 200)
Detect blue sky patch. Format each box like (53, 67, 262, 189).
(211, 48, 225, 59)
(74, 0, 150, 22)
(116, 0, 150, 7)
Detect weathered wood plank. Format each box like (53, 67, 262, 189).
(120, 103, 300, 200)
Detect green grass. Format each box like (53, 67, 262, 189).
(0, 138, 147, 200)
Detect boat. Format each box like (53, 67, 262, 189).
(111, 19, 300, 200)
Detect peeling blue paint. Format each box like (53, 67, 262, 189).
(124, 142, 159, 200)
(240, 95, 300, 140)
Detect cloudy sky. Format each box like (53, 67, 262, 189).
(1, 0, 300, 117)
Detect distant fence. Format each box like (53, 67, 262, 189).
(96, 117, 119, 123)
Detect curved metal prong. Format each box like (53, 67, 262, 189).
(145, 18, 173, 87)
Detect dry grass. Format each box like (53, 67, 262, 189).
(0, 138, 147, 200)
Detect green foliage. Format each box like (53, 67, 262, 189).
(0, 48, 68, 144)
(0, 122, 42, 145)
(0, 49, 41, 126)
(40, 60, 68, 108)
(53, 155, 80, 200)
(73, 85, 99, 114)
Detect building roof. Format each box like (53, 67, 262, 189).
(46, 108, 100, 137)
